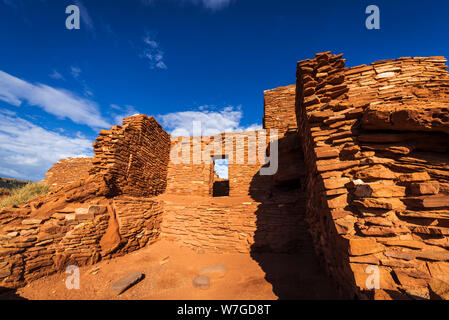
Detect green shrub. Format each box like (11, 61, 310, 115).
(0, 183, 50, 208)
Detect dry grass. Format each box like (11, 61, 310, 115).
(0, 187, 11, 196)
(0, 177, 29, 189)
(0, 182, 49, 208)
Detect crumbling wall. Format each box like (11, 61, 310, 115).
(43, 157, 93, 188)
(0, 114, 171, 289)
(91, 115, 170, 197)
(0, 175, 164, 288)
(263, 84, 297, 130)
(296, 52, 449, 300)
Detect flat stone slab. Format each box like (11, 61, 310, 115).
(192, 275, 210, 290)
(110, 272, 144, 295)
(0, 268, 11, 278)
(21, 219, 43, 225)
(199, 264, 227, 279)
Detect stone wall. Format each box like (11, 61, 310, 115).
(295, 51, 449, 299)
(166, 130, 281, 197)
(160, 192, 308, 254)
(43, 158, 93, 188)
(91, 115, 170, 197)
(0, 175, 164, 288)
(263, 84, 297, 130)
(0, 114, 171, 289)
(161, 132, 308, 254)
(166, 137, 212, 196)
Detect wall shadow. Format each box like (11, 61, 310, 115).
(248, 132, 340, 300)
(0, 287, 27, 300)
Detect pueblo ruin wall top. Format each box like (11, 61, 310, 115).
(263, 84, 297, 131)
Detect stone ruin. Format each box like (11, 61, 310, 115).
(1, 51, 449, 300)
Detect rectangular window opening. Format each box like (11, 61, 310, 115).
(212, 156, 229, 197)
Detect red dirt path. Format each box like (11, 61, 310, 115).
(13, 240, 339, 300)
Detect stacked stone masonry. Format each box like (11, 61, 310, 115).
(264, 84, 298, 130)
(166, 130, 282, 197)
(295, 52, 449, 300)
(0, 115, 168, 288)
(0, 175, 163, 288)
(160, 192, 309, 254)
(162, 129, 307, 254)
(43, 157, 93, 188)
(90, 115, 170, 197)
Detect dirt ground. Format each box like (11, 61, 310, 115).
(11, 240, 338, 300)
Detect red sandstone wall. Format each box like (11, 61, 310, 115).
(263, 85, 297, 130)
(43, 157, 93, 188)
(166, 130, 280, 197)
(0, 115, 171, 288)
(160, 193, 309, 254)
(296, 52, 449, 300)
(162, 131, 307, 254)
(166, 137, 211, 196)
(0, 176, 163, 288)
(91, 115, 170, 197)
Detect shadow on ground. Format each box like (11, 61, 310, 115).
(0, 287, 27, 300)
(249, 133, 340, 300)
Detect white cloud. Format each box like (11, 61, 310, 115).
(197, 0, 233, 10)
(74, 0, 94, 30)
(214, 158, 228, 179)
(110, 104, 141, 124)
(140, 0, 233, 10)
(49, 70, 65, 80)
(0, 69, 110, 128)
(0, 112, 93, 181)
(140, 33, 167, 70)
(140, 0, 154, 5)
(70, 66, 82, 79)
(157, 105, 262, 136)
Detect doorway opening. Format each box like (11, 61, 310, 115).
(212, 156, 229, 197)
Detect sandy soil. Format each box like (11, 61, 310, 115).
(9, 240, 338, 300)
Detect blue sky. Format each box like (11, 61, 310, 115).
(1, 0, 449, 181)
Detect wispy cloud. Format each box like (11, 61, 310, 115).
(0, 69, 109, 128)
(73, 0, 94, 30)
(140, 0, 154, 6)
(140, 0, 234, 11)
(214, 158, 228, 178)
(157, 105, 261, 136)
(140, 33, 167, 69)
(70, 66, 82, 79)
(0, 111, 93, 181)
(196, 0, 233, 10)
(110, 104, 141, 124)
(49, 70, 65, 81)
(1, 0, 18, 8)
